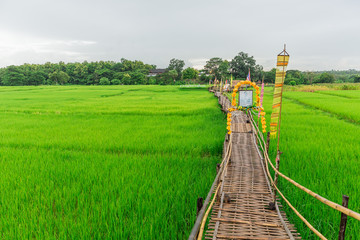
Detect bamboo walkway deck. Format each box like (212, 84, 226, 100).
(205, 92, 300, 240)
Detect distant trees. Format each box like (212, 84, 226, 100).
(49, 71, 70, 85)
(285, 70, 304, 85)
(264, 68, 276, 83)
(167, 58, 185, 81)
(230, 52, 263, 80)
(99, 77, 110, 85)
(1, 54, 358, 86)
(318, 72, 335, 83)
(2, 66, 26, 86)
(0, 59, 156, 86)
(204, 57, 223, 80)
(351, 75, 360, 83)
(111, 79, 121, 85)
(182, 67, 199, 80)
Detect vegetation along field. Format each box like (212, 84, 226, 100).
(258, 86, 360, 239)
(0, 85, 226, 239)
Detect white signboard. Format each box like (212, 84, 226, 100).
(239, 90, 253, 107)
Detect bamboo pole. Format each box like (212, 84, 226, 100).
(188, 129, 232, 240)
(249, 117, 327, 239)
(250, 117, 360, 222)
(197, 184, 221, 240)
(272, 151, 281, 203)
(265, 150, 360, 221)
(197, 197, 203, 216)
(266, 132, 270, 154)
(338, 195, 349, 240)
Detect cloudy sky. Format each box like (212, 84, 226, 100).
(0, 0, 359, 70)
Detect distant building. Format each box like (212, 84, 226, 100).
(148, 69, 167, 77)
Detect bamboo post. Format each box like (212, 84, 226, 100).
(266, 132, 271, 154)
(197, 197, 203, 216)
(338, 195, 349, 240)
(272, 150, 282, 204)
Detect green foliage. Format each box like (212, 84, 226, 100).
(199, 73, 211, 83)
(285, 70, 304, 85)
(167, 58, 185, 81)
(0, 59, 155, 86)
(264, 68, 276, 83)
(182, 67, 198, 80)
(130, 71, 146, 85)
(28, 71, 46, 85)
(230, 52, 263, 80)
(99, 77, 110, 85)
(319, 72, 335, 83)
(156, 70, 178, 85)
(353, 75, 360, 83)
(204, 57, 224, 80)
(49, 71, 70, 85)
(2, 65, 26, 86)
(0, 85, 225, 239)
(111, 78, 121, 85)
(339, 84, 358, 90)
(122, 73, 132, 85)
(289, 80, 296, 85)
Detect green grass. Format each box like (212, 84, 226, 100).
(259, 87, 360, 239)
(0, 85, 226, 239)
(282, 90, 360, 124)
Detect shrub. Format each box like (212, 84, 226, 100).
(111, 79, 121, 85)
(99, 77, 110, 85)
(339, 84, 357, 90)
(289, 80, 296, 86)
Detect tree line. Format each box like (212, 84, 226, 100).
(0, 53, 359, 86)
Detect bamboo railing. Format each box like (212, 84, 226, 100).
(189, 91, 360, 239)
(188, 135, 232, 240)
(248, 110, 360, 239)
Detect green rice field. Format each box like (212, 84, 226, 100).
(0, 85, 226, 239)
(259, 88, 360, 239)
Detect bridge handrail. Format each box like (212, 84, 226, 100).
(249, 110, 360, 239)
(188, 135, 232, 240)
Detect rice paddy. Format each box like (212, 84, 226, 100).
(0, 85, 226, 239)
(260, 87, 360, 239)
(1, 84, 359, 239)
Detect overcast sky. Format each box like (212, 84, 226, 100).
(0, 0, 359, 71)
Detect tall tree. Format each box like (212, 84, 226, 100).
(2, 66, 25, 86)
(204, 57, 223, 80)
(230, 52, 262, 80)
(218, 60, 230, 80)
(28, 71, 46, 85)
(264, 68, 276, 83)
(318, 72, 335, 83)
(167, 58, 185, 81)
(182, 67, 198, 80)
(48, 71, 70, 85)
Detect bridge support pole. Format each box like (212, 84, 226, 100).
(197, 197, 204, 217)
(266, 132, 271, 154)
(338, 195, 349, 240)
(272, 150, 282, 205)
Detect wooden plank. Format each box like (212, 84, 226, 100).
(212, 217, 283, 228)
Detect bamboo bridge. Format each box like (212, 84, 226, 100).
(189, 90, 300, 239)
(189, 88, 360, 240)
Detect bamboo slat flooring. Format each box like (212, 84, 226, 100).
(205, 93, 300, 239)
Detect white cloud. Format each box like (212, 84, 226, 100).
(0, 30, 97, 66)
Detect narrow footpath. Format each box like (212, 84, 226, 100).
(204, 92, 300, 240)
